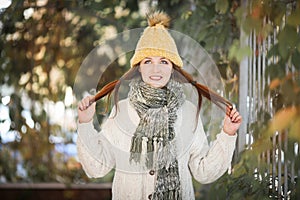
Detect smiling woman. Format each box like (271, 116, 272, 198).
(77, 11, 241, 200)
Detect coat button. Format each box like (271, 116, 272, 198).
(149, 170, 155, 175)
(148, 194, 152, 199)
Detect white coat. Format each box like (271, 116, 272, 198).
(77, 99, 237, 200)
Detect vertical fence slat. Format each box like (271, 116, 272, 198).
(272, 135, 277, 196)
(278, 133, 282, 198)
(237, 32, 248, 152)
(284, 131, 288, 199)
(247, 31, 253, 148)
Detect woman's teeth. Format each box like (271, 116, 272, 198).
(150, 75, 162, 80)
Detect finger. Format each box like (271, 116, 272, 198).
(232, 114, 242, 123)
(226, 106, 231, 111)
(231, 111, 239, 120)
(235, 115, 243, 123)
(231, 114, 239, 122)
(229, 108, 237, 118)
(226, 106, 232, 116)
(78, 101, 84, 111)
(84, 96, 94, 108)
(78, 96, 91, 111)
(83, 97, 90, 106)
(226, 110, 231, 116)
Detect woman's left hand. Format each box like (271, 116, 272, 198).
(223, 106, 242, 136)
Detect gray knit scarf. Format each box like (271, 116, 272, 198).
(128, 78, 185, 200)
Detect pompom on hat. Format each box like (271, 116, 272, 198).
(130, 11, 183, 68)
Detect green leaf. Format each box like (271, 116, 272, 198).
(237, 46, 252, 62)
(215, 0, 229, 14)
(278, 42, 289, 60)
(229, 40, 252, 62)
(269, 2, 286, 26)
(170, 0, 181, 6)
(197, 29, 207, 41)
(277, 26, 298, 59)
(267, 61, 286, 79)
(266, 43, 279, 58)
(234, 7, 245, 26)
(282, 79, 297, 105)
(278, 25, 299, 46)
(292, 50, 300, 68)
(261, 23, 273, 38)
(228, 39, 239, 60)
(287, 9, 300, 27)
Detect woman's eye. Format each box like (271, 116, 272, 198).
(144, 60, 151, 64)
(161, 60, 169, 64)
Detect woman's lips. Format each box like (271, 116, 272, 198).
(149, 75, 162, 80)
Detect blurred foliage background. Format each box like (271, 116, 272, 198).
(0, 0, 299, 199)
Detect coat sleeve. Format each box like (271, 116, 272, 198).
(188, 118, 237, 184)
(76, 120, 115, 178)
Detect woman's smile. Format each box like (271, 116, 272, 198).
(149, 75, 163, 80)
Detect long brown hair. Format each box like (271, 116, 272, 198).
(89, 65, 232, 117)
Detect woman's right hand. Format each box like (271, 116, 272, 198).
(78, 96, 96, 123)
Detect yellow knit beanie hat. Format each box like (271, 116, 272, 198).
(130, 11, 183, 68)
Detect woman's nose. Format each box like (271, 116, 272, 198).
(152, 64, 161, 73)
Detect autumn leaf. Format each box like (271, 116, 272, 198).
(251, 5, 261, 19)
(269, 78, 281, 90)
(269, 106, 298, 133)
(290, 116, 300, 142)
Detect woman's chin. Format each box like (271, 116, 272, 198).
(147, 81, 165, 88)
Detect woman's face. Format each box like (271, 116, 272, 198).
(139, 56, 173, 88)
